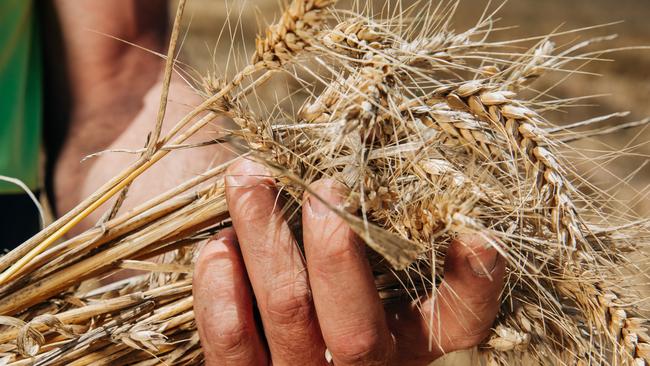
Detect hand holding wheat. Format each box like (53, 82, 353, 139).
(193, 159, 505, 365)
(0, 0, 648, 364)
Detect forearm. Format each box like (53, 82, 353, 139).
(47, 0, 168, 214)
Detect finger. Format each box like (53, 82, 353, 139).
(303, 179, 394, 365)
(225, 159, 327, 365)
(426, 234, 505, 353)
(193, 228, 268, 365)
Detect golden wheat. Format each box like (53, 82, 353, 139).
(0, 1, 648, 365)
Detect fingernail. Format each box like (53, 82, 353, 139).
(307, 180, 347, 219)
(467, 247, 498, 277)
(225, 159, 271, 187)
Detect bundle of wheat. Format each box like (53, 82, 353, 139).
(0, 0, 649, 365)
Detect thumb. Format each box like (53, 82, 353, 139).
(432, 234, 505, 353)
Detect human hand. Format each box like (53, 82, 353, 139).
(56, 78, 231, 233)
(193, 159, 505, 365)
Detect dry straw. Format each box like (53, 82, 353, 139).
(1, 0, 649, 365)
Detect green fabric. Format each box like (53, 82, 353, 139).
(0, 0, 41, 194)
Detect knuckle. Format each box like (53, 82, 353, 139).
(445, 327, 492, 352)
(265, 277, 314, 327)
(465, 327, 492, 346)
(193, 257, 237, 298)
(234, 193, 274, 223)
(455, 309, 498, 343)
(329, 327, 388, 364)
(316, 232, 362, 266)
(462, 309, 496, 341)
(197, 249, 234, 275)
(465, 291, 499, 315)
(211, 313, 253, 357)
(440, 312, 495, 352)
(195, 240, 233, 273)
(466, 294, 500, 326)
(443, 283, 500, 327)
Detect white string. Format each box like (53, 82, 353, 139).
(0, 175, 44, 229)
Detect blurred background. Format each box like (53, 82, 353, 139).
(171, 0, 650, 217)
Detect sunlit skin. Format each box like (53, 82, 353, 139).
(193, 159, 505, 365)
